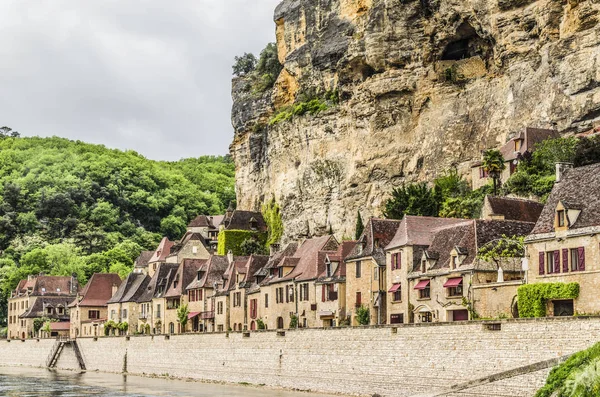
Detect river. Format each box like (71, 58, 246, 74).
(0, 367, 336, 397)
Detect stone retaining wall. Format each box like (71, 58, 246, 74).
(1, 317, 600, 396)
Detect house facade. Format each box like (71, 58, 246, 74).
(525, 163, 600, 316)
(106, 272, 150, 335)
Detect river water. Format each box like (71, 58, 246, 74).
(0, 367, 334, 397)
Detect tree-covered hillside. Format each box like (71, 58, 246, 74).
(0, 136, 235, 325)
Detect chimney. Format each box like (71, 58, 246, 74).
(70, 273, 78, 295)
(269, 244, 281, 256)
(112, 284, 118, 296)
(227, 250, 234, 264)
(556, 162, 573, 183)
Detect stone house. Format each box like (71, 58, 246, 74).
(7, 275, 77, 339)
(162, 258, 207, 334)
(136, 261, 179, 334)
(133, 250, 154, 274)
(69, 273, 122, 338)
(106, 272, 151, 335)
(213, 253, 249, 332)
(187, 214, 224, 251)
(147, 237, 174, 277)
(345, 218, 403, 326)
(471, 127, 559, 189)
(525, 163, 600, 316)
(384, 216, 470, 325)
(409, 219, 534, 323)
(185, 255, 229, 332)
(315, 241, 358, 327)
(165, 231, 212, 264)
(258, 236, 339, 330)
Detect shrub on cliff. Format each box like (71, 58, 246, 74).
(232, 53, 257, 77)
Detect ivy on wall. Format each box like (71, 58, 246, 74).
(217, 230, 267, 256)
(517, 282, 580, 318)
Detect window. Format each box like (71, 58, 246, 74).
(264, 293, 269, 308)
(393, 289, 402, 302)
(286, 285, 294, 303)
(420, 312, 432, 323)
(326, 262, 332, 277)
(57, 307, 64, 315)
(278, 267, 283, 278)
(276, 287, 284, 304)
(356, 261, 361, 278)
(557, 210, 565, 227)
(46, 307, 53, 315)
(299, 283, 309, 301)
(547, 251, 556, 274)
(419, 285, 430, 299)
(121, 309, 128, 319)
(451, 256, 458, 270)
(515, 139, 522, 152)
(233, 292, 242, 307)
(421, 260, 426, 273)
(391, 252, 401, 270)
(89, 310, 100, 320)
(217, 301, 223, 315)
(479, 167, 489, 179)
(156, 304, 161, 319)
(249, 299, 257, 319)
(110, 310, 116, 320)
(448, 285, 463, 297)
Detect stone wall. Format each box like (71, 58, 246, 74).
(2, 317, 600, 396)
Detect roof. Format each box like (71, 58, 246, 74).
(317, 241, 358, 281)
(500, 127, 559, 161)
(419, 220, 535, 273)
(386, 216, 470, 250)
(222, 210, 268, 232)
(107, 273, 150, 304)
(483, 195, 544, 223)
(188, 215, 216, 228)
(531, 163, 600, 235)
(346, 218, 403, 265)
(134, 251, 154, 269)
(165, 259, 208, 298)
(148, 237, 174, 263)
(70, 273, 122, 307)
(20, 296, 72, 320)
(13, 276, 77, 298)
(137, 262, 179, 302)
(186, 255, 229, 290)
(50, 322, 70, 331)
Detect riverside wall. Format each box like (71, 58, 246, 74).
(2, 317, 600, 397)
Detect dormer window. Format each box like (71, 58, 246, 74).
(451, 255, 458, 270)
(557, 210, 565, 227)
(514, 139, 522, 152)
(421, 260, 426, 273)
(249, 217, 258, 231)
(326, 262, 332, 277)
(278, 267, 283, 278)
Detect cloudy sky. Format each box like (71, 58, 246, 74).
(0, 0, 281, 160)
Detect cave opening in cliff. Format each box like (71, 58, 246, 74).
(441, 21, 492, 61)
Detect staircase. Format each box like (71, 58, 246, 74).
(46, 338, 86, 370)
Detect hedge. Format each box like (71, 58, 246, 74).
(535, 342, 600, 397)
(517, 282, 580, 318)
(217, 230, 267, 256)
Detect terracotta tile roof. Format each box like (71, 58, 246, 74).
(262, 243, 299, 271)
(107, 273, 150, 304)
(165, 259, 208, 298)
(186, 255, 229, 290)
(31, 276, 77, 296)
(317, 241, 358, 281)
(134, 251, 154, 269)
(148, 237, 174, 263)
(531, 163, 600, 235)
(484, 195, 544, 223)
(71, 273, 122, 307)
(419, 220, 534, 273)
(500, 127, 559, 161)
(346, 218, 403, 265)
(137, 262, 179, 302)
(239, 255, 270, 289)
(20, 296, 72, 320)
(188, 215, 213, 228)
(222, 210, 267, 232)
(386, 216, 470, 250)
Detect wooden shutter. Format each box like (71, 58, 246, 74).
(562, 249, 569, 273)
(579, 247, 585, 271)
(539, 252, 545, 275)
(356, 292, 361, 306)
(553, 251, 560, 273)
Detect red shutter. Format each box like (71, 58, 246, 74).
(579, 247, 585, 271)
(554, 251, 560, 273)
(563, 249, 569, 273)
(539, 252, 545, 275)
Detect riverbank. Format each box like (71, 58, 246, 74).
(2, 318, 600, 396)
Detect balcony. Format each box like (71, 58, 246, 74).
(200, 311, 215, 320)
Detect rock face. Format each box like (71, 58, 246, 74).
(230, 0, 600, 243)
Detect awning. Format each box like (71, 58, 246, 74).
(414, 280, 430, 290)
(318, 310, 335, 318)
(443, 277, 463, 288)
(388, 284, 401, 293)
(188, 312, 201, 320)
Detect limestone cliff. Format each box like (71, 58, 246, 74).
(231, 0, 600, 242)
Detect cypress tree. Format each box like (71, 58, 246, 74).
(355, 211, 364, 240)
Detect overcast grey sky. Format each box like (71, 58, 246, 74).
(0, 0, 281, 160)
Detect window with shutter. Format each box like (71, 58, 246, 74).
(563, 249, 569, 273)
(570, 249, 579, 272)
(579, 247, 585, 271)
(546, 252, 554, 274)
(539, 252, 545, 275)
(554, 251, 560, 273)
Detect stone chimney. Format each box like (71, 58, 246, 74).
(227, 250, 234, 264)
(269, 244, 281, 256)
(556, 162, 573, 183)
(112, 283, 119, 296)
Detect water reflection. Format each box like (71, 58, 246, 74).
(0, 367, 335, 397)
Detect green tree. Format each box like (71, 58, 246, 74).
(239, 238, 267, 256)
(355, 211, 364, 239)
(108, 262, 130, 279)
(477, 235, 525, 270)
(177, 303, 190, 333)
(0, 126, 20, 138)
(482, 149, 506, 196)
(232, 53, 257, 76)
(574, 135, 600, 168)
(356, 305, 370, 325)
(383, 183, 439, 219)
(160, 215, 187, 240)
